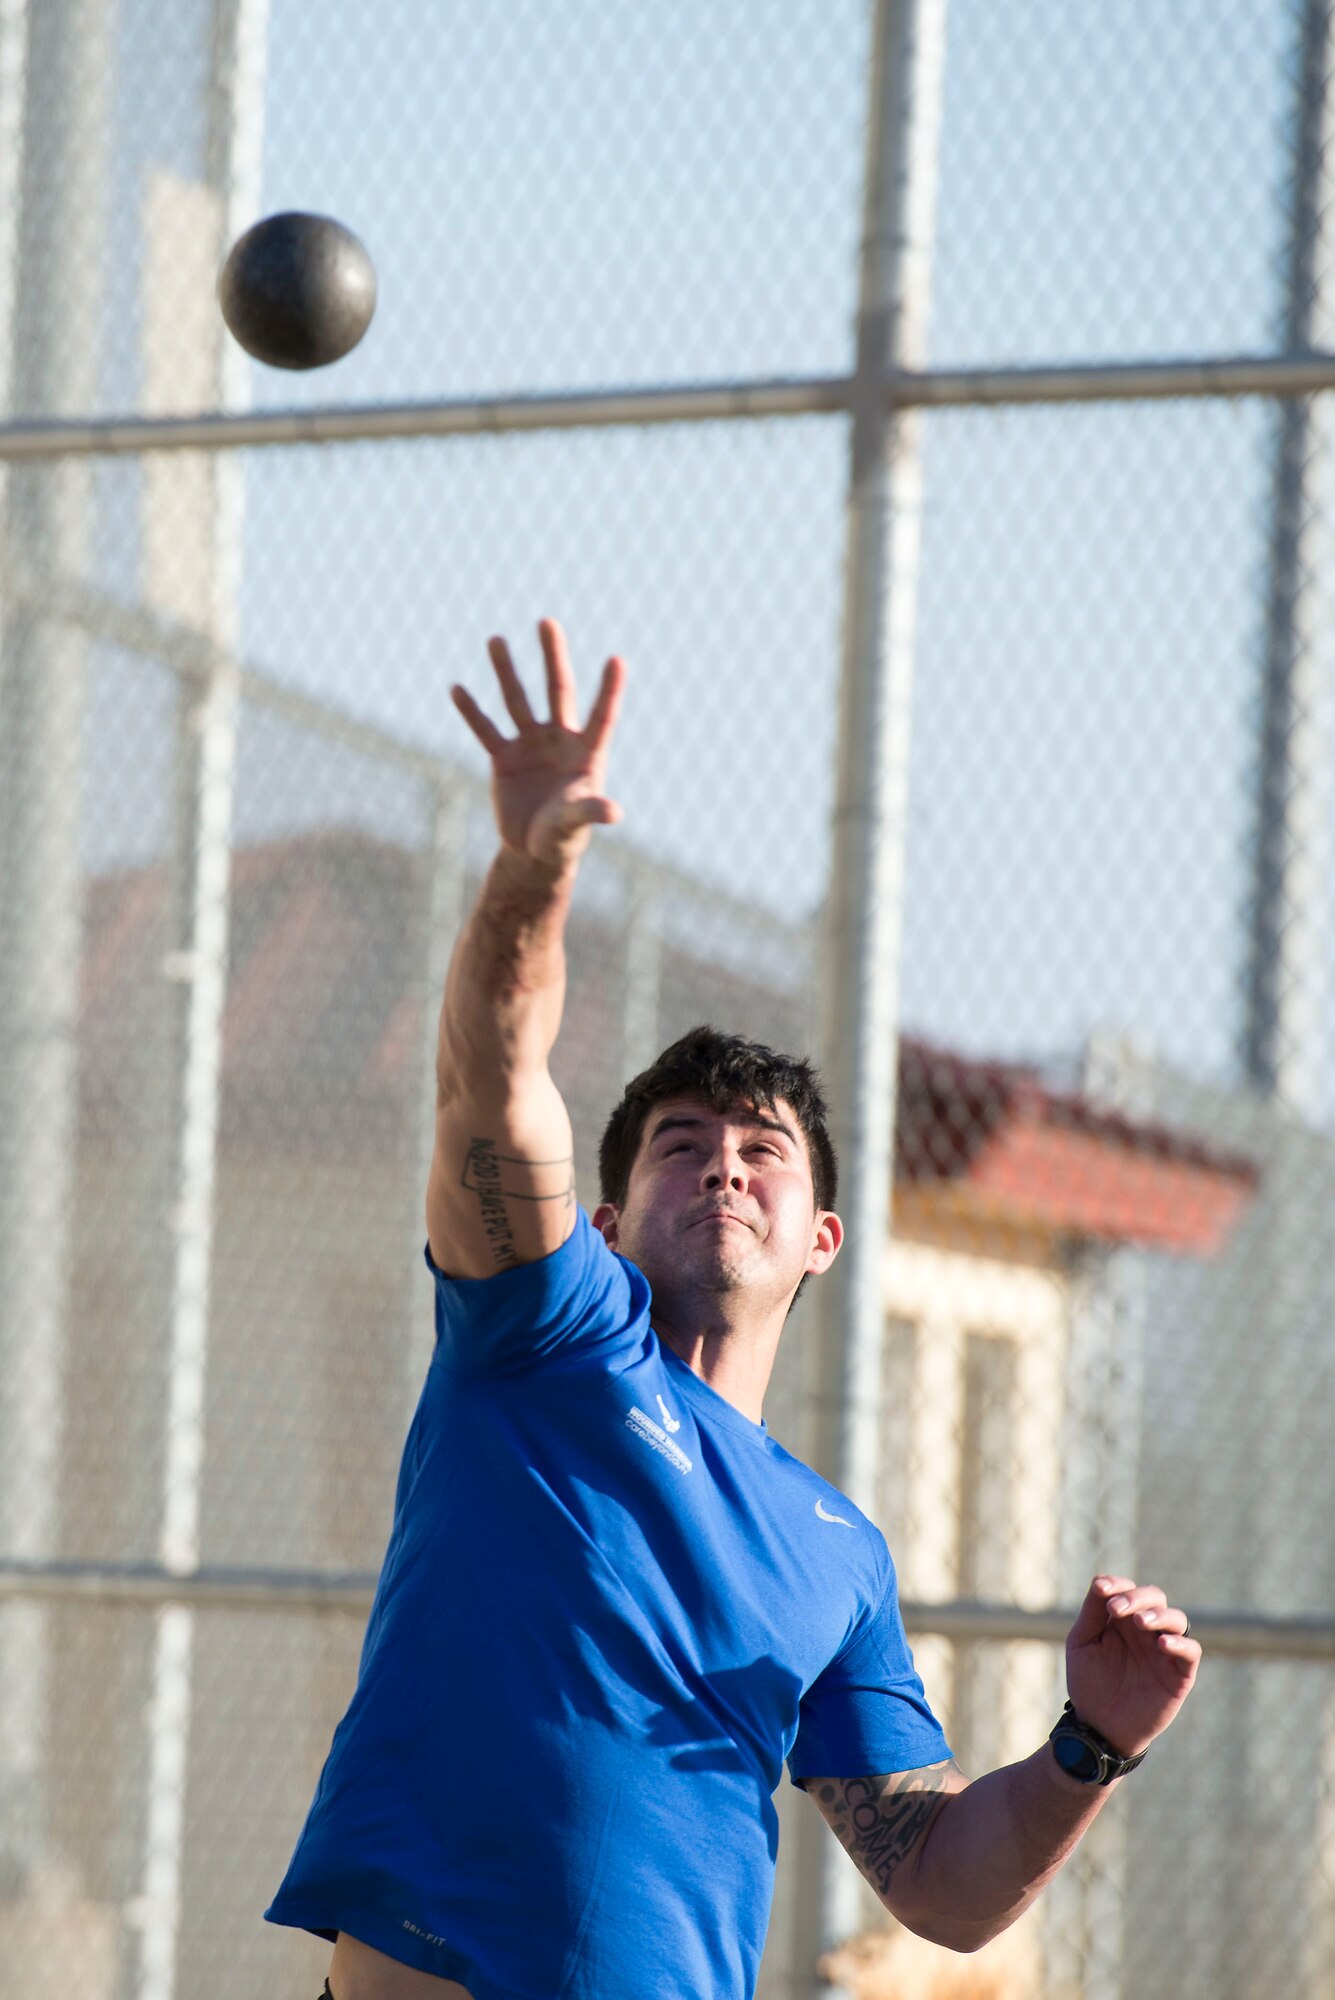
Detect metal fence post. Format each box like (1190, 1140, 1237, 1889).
(125, 6, 269, 1997)
(0, 0, 106, 1907)
(1242, 0, 1335, 1108)
(1236, 15, 1335, 1994)
(621, 860, 664, 1088)
(791, 0, 948, 1987)
(402, 777, 472, 1421)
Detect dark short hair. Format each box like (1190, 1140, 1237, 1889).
(598, 1024, 839, 1310)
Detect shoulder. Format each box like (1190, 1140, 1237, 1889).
(425, 1201, 654, 1377)
(768, 1440, 892, 1559)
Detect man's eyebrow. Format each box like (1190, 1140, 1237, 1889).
(647, 1112, 799, 1149)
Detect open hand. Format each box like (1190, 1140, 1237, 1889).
(1065, 1574, 1201, 1759)
(451, 619, 626, 870)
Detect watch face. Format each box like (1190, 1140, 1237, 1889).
(1053, 1731, 1104, 1783)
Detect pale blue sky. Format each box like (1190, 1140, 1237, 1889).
(84, 1, 1322, 1110)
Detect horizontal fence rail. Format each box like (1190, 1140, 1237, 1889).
(6, 1561, 1334, 1659)
(2, 352, 1335, 460)
(900, 1599, 1335, 1662)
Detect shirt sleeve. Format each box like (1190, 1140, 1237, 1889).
(787, 1556, 952, 1785)
(423, 1201, 651, 1379)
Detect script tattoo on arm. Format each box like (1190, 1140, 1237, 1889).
(809, 1762, 966, 1903)
(459, 1134, 576, 1273)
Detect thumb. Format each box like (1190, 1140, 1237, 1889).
(560, 795, 621, 830)
(528, 794, 621, 864)
(588, 797, 622, 824)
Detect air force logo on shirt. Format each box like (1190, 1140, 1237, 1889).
(626, 1401, 693, 1475)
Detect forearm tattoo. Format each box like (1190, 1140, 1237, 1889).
(460, 1135, 575, 1272)
(812, 1766, 960, 1900)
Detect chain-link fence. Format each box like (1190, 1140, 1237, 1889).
(1, 3, 1333, 1998)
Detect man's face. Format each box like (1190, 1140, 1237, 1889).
(593, 1092, 840, 1314)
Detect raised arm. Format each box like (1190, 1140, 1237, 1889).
(426, 619, 626, 1280)
(804, 1574, 1201, 1952)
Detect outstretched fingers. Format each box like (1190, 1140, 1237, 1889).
(537, 619, 627, 750)
(453, 623, 627, 778)
(449, 630, 546, 750)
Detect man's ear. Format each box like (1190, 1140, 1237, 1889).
(591, 1203, 620, 1248)
(807, 1209, 843, 1276)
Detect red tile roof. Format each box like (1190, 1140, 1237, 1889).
(896, 1039, 1259, 1253)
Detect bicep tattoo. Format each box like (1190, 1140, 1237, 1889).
(459, 1134, 576, 1271)
(811, 1763, 964, 1901)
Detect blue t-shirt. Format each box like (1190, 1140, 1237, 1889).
(265, 1206, 949, 2000)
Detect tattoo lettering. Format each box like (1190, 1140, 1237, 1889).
(813, 1766, 960, 1899)
(460, 1135, 576, 1272)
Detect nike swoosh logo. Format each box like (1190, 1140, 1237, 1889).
(815, 1499, 853, 1527)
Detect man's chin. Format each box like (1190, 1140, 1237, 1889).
(689, 1227, 754, 1257)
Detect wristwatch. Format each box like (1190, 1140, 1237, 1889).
(1048, 1700, 1148, 1785)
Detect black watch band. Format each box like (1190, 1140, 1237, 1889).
(1048, 1700, 1148, 1786)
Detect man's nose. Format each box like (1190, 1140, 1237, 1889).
(703, 1148, 747, 1188)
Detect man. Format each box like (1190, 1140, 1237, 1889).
(264, 621, 1200, 2000)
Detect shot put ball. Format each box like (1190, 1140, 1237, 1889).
(218, 211, 377, 370)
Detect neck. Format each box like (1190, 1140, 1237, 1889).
(653, 1313, 779, 1425)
